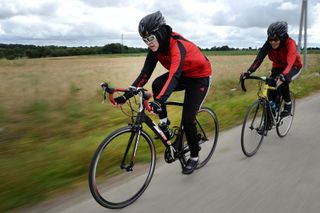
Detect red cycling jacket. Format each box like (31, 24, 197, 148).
(132, 32, 212, 103)
(248, 37, 302, 75)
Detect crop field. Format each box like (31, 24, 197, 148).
(0, 53, 319, 212)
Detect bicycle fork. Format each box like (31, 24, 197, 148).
(120, 128, 141, 172)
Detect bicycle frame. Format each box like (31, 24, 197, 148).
(131, 101, 190, 165)
(102, 83, 188, 171)
(241, 76, 283, 129)
(257, 79, 278, 126)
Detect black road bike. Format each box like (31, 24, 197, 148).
(88, 83, 219, 209)
(240, 75, 295, 157)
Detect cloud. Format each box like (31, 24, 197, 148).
(0, 0, 58, 19)
(207, 0, 302, 28)
(0, 0, 319, 48)
(279, 2, 299, 10)
(0, 25, 5, 35)
(0, 0, 143, 45)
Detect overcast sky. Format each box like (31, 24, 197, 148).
(0, 0, 319, 48)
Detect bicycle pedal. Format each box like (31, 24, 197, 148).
(164, 148, 176, 163)
(126, 167, 133, 172)
(121, 164, 133, 172)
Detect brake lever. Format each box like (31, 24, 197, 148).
(102, 91, 107, 104)
(240, 78, 247, 92)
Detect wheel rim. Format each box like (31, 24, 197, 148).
(89, 128, 155, 208)
(195, 108, 218, 168)
(276, 94, 295, 137)
(241, 101, 265, 157)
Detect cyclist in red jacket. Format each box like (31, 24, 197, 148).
(241, 21, 302, 120)
(114, 11, 212, 175)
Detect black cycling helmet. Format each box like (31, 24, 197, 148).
(267, 21, 288, 39)
(138, 11, 166, 38)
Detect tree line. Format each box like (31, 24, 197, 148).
(0, 43, 147, 60)
(1, 43, 319, 60)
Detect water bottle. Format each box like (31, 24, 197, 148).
(270, 101, 277, 115)
(158, 123, 173, 140)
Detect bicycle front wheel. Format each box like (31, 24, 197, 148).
(276, 92, 295, 137)
(88, 126, 156, 209)
(195, 107, 219, 169)
(241, 100, 266, 157)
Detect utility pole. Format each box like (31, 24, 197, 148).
(121, 34, 124, 53)
(298, 0, 308, 69)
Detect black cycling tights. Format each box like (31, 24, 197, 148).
(268, 81, 291, 103)
(268, 67, 301, 103)
(152, 73, 211, 158)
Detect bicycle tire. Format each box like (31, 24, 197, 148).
(241, 100, 267, 157)
(88, 126, 156, 209)
(195, 107, 219, 169)
(276, 92, 295, 137)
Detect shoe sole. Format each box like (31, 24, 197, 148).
(182, 169, 195, 175)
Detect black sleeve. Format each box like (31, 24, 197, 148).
(156, 41, 185, 103)
(132, 51, 158, 87)
(248, 41, 271, 73)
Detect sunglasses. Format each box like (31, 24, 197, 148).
(143, 34, 157, 44)
(268, 37, 280, 42)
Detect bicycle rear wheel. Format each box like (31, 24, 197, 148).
(89, 126, 156, 209)
(195, 107, 219, 169)
(276, 92, 295, 137)
(241, 100, 266, 157)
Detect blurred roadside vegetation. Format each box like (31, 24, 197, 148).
(0, 53, 320, 212)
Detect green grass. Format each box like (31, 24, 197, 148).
(0, 55, 319, 212)
(203, 49, 259, 56)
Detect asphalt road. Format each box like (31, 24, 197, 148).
(25, 92, 320, 213)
